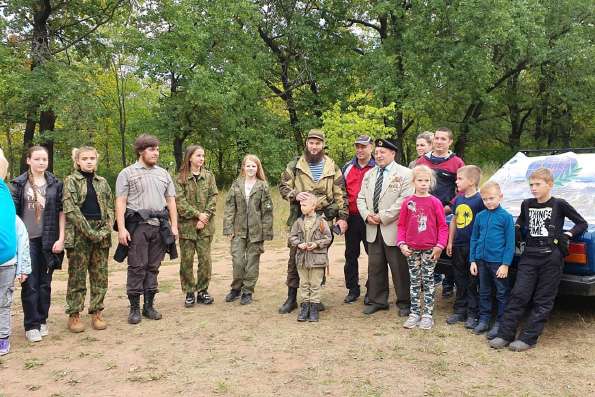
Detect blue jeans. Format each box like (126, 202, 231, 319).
(478, 261, 509, 323)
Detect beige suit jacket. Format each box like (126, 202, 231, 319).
(357, 162, 413, 246)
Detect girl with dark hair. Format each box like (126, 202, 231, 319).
(11, 146, 65, 342)
(175, 145, 218, 307)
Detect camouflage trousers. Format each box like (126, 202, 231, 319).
(407, 249, 437, 316)
(179, 237, 212, 293)
(230, 237, 264, 294)
(65, 234, 109, 315)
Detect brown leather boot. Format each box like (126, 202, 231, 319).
(91, 311, 107, 330)
(68, 313, 85, 333)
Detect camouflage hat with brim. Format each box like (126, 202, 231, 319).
(307, 129, 325, 142)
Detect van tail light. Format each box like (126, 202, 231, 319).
(565, 242, 587, 265)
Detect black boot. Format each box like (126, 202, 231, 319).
(278, 287, 298, 314)
(297, 303, 310, 322)
(128, 294, 141, 325)
(142, 291, 162, 320)
(309, 302, 319, 322)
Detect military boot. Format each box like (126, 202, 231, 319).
(67, 313, 85, 333)
(308, 302, 319, 322)
(91, 310, 107, 330)
(142, 292, 162, 320)
(278, 287, 298, 314)
(297, 303, 310, 322)
(128, 294, 141, 325)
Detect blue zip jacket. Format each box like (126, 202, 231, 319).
(0, 179, 17, 265)
(469, 205, 515, 266)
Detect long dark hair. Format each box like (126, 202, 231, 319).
(177, 145, 205, 183)
(26, 145, 49, 222)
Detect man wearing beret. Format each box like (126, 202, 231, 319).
(357, 138, 413, 315)
(278, 129, 349, 314)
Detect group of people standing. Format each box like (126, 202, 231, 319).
(0, 124, 587, 355)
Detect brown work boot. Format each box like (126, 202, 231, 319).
(91, 311, 107, 330)
(68, 313, 85, 333)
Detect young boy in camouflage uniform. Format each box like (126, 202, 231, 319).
(288, 194, 333, 322)
(175, 145, 218, 307)
(223, 155, 273, 305)
(63, 147, 114, 332)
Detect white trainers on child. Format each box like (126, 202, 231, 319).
(25, 329, 42, 342)
(40, 324, 49, 337)
(419, 315, 434, 330)
(403, 313, 420, 329)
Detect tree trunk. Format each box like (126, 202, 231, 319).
(20, 118, 36, 174)
(174, 133, 186, 171)
(39, 109, 56, 171)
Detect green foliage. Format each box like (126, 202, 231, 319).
(0, 0, 593, 184)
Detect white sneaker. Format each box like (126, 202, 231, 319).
(25, 329, 42, 342)
(419, 315, 434, 330)
(403, 313, 420, 329)
(40, 324, 49, 337)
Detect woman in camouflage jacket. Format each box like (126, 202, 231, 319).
(223, 155, 273, 305)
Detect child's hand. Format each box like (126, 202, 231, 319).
(470, 262, 478, 276)
(298, 243, 308, 250)
(306, 242, 317, 251)
(196, 219, 205, 230)
(399, 244, 412, 257)
(431, 246, 443, 261)
(16, 274, 28, 283)
(446, 243, 453, 257)
(496, 265, 509, 278)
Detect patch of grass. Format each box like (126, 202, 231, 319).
(105, 361, 118, 370)
(158, 279, 176, 293)
(26, 384, 41, 391)
(213, 380, 231, 394)
(24, 358, 43, 369)
(52, 369, 71, 381)
(80, 335, 99, 343)
(350, 378, 385, 397)
(429, 357, 449, 377)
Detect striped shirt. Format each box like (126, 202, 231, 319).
(115, 161, 176, 213)
(308, 160, 325, 182)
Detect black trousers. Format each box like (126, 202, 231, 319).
(344, 214, 368, 294)
(451, 245, 479, 317)
(21, 238, 53, 331)
(127, 223, 166, 295)
(498, 249, 563, 345)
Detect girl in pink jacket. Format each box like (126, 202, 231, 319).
(397, 165, 448, 330)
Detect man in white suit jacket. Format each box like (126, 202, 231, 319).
(357, 139, 413, 315)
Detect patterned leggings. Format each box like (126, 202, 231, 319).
(407, 249, 437, 316)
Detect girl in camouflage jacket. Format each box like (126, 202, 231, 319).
(223, 155, 273, 305)
(63, 147, 114, 333)
(175, 145, 218, 308)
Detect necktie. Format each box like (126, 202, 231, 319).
(373, 167, 385, 213)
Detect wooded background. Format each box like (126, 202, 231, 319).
(1, 1, 593, 186)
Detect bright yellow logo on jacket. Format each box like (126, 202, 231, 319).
(455, 204, 473, 228)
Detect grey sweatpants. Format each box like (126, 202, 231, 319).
(0, 265, 16, 338)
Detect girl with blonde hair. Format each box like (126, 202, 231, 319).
(223, 154, 274, 305)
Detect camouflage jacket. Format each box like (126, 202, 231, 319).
(288, 214, 332, 268)
(223, 177, 273, 242)
(175, 168, 218, 239)
(63, 170, 114, 249)
(278, 154, 348, 226)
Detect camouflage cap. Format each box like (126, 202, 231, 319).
(306, 129, 325, 142)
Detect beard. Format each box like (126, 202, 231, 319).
(304, 148, 325, 163)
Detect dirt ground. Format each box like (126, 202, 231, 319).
(1, 238, 594, 397)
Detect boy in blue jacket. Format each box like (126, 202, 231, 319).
(469, 181, 515, 339)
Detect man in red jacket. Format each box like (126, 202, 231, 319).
(342, 136, 375, 303)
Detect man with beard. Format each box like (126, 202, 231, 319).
(115, 134, 178, 324)
(357, 139, 413, 316)
(278, 129, 348, 314)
